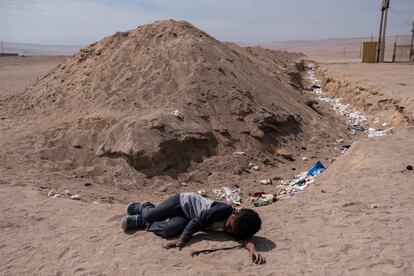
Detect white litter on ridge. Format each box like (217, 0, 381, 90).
(306, 64, 392, 137)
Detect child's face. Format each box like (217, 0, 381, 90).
(225, 209, 239, 233)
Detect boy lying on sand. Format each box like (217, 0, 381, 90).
(122, 192, 265, 264)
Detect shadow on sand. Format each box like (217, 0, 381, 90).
(185, 232, 277, 252)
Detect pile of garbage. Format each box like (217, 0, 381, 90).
(307, 65, 392, 137)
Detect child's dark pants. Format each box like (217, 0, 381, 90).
(141, 193, 189, 238)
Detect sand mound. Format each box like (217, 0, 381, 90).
(1, 20, 344, 200)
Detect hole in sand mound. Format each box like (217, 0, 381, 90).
(257, 115, 302, 152)
(101, 135, 218, 178)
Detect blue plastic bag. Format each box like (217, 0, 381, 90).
(307, 161, 326, 176)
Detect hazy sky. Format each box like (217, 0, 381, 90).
(1, 0, 413, 45)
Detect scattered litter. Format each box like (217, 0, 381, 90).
(307, 161, 326, 177)
(336, 138, 344, 143)
(258, 179, 272, 185)
(367, 127, 392, 137)
(407, 165, 413, 171)
(250, 192, 276, 207)
(234, 151, 247, 156)
(47, 191, 55, 197)
(84, 182, 92, 187)
(302, 156, 308, 161)
(341, 144, 351, 154)
(171, 109, 184, 120)
(71, 195, 81, 200)
(213, 187, 241, 205)
(247, 162, 254, 168)
(253, 165, 260, 171)
(307, 65, 392, 138)
(369, 204, 378, 209)
(197, 190, 207, 197)
(348, 124, 365, 132)
(63, 189, 71, 196)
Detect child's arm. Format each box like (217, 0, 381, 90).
(242, 239, 266, 264)
(163, 203, 233, 249)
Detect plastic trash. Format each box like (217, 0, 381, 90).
(197, 190, 207, 197)
(259, 179, 272, 185)
(341, 144, 351, 154)
(171, 109, 184, 120)
(234, 151, 247, 156)
(250, 192, 276, 207)
(71, 195, 81, 200)
(348, 124, 365, 132)
(307, 161, 326, 177)
(367, 127, 392, 137)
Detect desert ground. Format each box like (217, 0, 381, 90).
(264, 35, 411, 63)
(0, 20, 413, 275)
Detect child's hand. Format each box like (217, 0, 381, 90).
(163, 238, 184, 250)
(250, 251, 266, 265)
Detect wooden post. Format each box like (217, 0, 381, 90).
(392, 42, 396, 62)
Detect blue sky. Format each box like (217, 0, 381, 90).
(1, 0, 413, 45)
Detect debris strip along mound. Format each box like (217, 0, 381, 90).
(0, 20, 339, 199)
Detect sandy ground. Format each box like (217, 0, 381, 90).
(1, 29, 414, 275)
(317, 62, 414, 127)
(0, 56, 67, 98)
(1, 130, 413, 275)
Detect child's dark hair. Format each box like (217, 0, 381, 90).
(232, 208, 262, 240)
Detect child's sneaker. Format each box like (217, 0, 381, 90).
(127, 202, 142, 215)
(121, 215, 147, 231)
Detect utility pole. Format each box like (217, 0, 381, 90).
(410, 21, 414, 63)
(380, 0, 390, 62)
(377, 0, 390, 62)
(0, 41, 4, 55)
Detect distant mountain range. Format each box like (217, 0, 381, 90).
(261, 35, 411, 61)
(2, 35, 412, 57)
(1, 41, 83, 56)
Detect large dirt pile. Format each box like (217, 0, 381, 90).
(0, 20, 339, 201)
